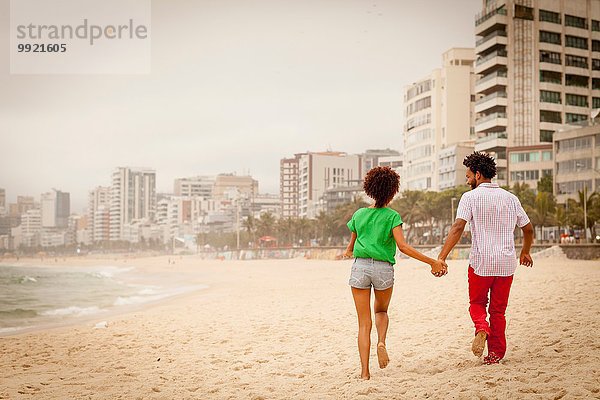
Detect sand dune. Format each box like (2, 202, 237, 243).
(1, 256, 599, 399)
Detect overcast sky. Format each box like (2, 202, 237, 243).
(0, 0, 481, 212)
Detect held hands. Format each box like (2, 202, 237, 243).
(519, 251, 533, 267)
(342, 249, 354, 259)
(431, 259, 448, 277)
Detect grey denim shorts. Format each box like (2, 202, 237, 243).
(349, 257, 394, 290)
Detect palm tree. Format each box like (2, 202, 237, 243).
(390, 190, 425, 243)
(529, 191, 556, 241)
(510, 182, 536, 213)
(242, 215, 257, 247)
(256, 212, 277, 238)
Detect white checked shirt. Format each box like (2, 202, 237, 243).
(456, 183, 530, 277)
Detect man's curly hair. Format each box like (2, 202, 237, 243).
(363, 166, 400, 208)
(463, 151, 497, 179)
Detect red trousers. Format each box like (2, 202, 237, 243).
(468, 267, 514, 359)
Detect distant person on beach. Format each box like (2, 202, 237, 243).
(438, 152, 534, 365)
(344, 166, 448, 380)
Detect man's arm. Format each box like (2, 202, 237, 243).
(438, 219, 467, 261)
(519, 222, 534, 267)
(343, 232, 357, 258)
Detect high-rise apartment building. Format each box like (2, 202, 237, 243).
(88, 186, 110, 243)
(473, 0, 600, 187)
(174, 176, 216, 198)
(403, 48, 476, 191)
(41, 189, 70, 228)
(109, 167, 156, 241)
(9, 196, 36, 218)
(280, 156, 300, 218)
(282, 151, 362, 219)
(212, 174, 258, 200)
(0, 188, 5, 211)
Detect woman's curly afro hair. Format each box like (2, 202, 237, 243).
(363, 166, 400, 208)
(463, 151, 497, 179)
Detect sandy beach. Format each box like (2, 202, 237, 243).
(1, 255, 599, 399)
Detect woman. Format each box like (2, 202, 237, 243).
(344, 166, 447, 379)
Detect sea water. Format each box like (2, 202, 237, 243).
(0, 265, 202, 335)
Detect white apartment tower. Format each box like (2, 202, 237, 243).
(290, 152, 362, 219)
(88, 186, 110, 242)
(109, 167, 156, 241)
(40, 189, 70, 228)
(403, 48, 476, 191)
(474, 0, 600, 187)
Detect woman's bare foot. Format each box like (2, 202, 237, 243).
(360, 372, 370, 380)
(377, 343, 389, 369)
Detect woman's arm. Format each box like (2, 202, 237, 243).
(392, 226, 447, 275)
(344, 232, 357, 258)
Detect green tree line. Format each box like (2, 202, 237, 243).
(204, 176, 599, 249)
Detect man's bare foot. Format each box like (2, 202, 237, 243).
(472, 331, 487, 357)
(360, 373, 370, 380)
(377, 343, 389, 369)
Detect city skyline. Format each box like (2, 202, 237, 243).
(0, 0, 480, 212)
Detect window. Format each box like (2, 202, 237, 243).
(566, 113, 587, 124)
(566, 94, 589, 107)
(557, 158, 592, 173)
(515, 5, 534, 20)
(557, 180, 592, 194)
(406, 80, 432, 101)
(540, 110, 562, 123)
(594, 78, 600, 90)
(510, 152, 540, 163)
(594, 20, 600, 31)
(540, 30, 561, 45)
(593, 97, 600, 109)
(565, 54, 588, 69)
(540, 90, 561, 104)
(542, 151, 553, 161)
(540, 70, 562, 84)
(511, 170, 539, 181)
(406, 96, 431, 115)
(540, 130, 554, 143)
(593, 40, 600, 52)
(540, 50, 561, 64)
(566, 35, 588, 50)
(539, 9, 560, 24)
(557, 137, 591, 152)
(593, 59, 600, 71)
(565, 14, 587, 29)
(566, 74, 589, 88)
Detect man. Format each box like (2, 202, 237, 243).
(438, 152, 534, 365)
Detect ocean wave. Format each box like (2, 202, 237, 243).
(20, 276, 38, 283)
(113, 293, 169, 306)
(0, 326, 29, 334)
(40, 306, 106, 317)
(0, 308, 38, 318)
(89, 266, 134, 279)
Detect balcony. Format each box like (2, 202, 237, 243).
(475, 49, 508, 75)
(476, 30, 507, 54)
(475, 112, 508, 133)
(475, 132, 508, 153)
(475, 70, 508, 93)
(475, 6, 508, 36)
(474, 91, 507, 114)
